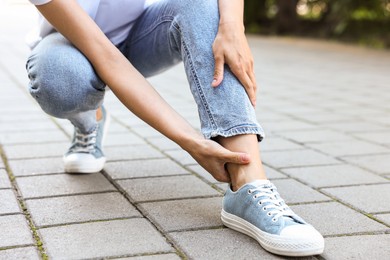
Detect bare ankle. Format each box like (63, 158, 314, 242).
(228, 164, 267, 191)
(96, 107, 103, 121)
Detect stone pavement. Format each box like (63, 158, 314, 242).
(1, 1, 390, 259)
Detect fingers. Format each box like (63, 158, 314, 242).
(212, 54, 224, 87)
(224, 151, 251, 165)
(229, 60, 257, 107)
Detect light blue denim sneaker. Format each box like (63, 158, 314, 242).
(222, 180, 324, 256)
(63, 106, 110, 173)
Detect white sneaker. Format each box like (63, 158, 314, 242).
(63, 106, 110, 173)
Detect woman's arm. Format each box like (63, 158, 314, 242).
(213, 0, 257, 107)
(34, 0, 250, 182)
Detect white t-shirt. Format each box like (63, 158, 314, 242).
(27, 0, 159, 48)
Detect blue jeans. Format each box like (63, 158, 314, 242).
(26, 0, 264, 140)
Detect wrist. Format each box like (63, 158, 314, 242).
(218, 21, 245, 33)
(177, 132, 204, 155)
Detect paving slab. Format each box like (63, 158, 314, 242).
(108, 120, 136, 133)
(291, 202, 388, 236)
(283, 164, 388, 188)
(322, 121, 388, 133)
(8, 157, 64, 177)
(146, 136, 181, 151)
(26, 192, 141, 227)
(262, 149, 340, 169)
(0, 246, 40, 260)
(323, 234, 390, 260)
(140, 197, 223, 232)
(3, 142, 69, 160)
(272, 179, 329, 204)
(105, 132, 146, 147)
(105, 145, 165, 161)
(307, 140, 390, 157)
(187, 164, 220, 184)
(170, 228, 299, 260)
(0, 169, 11, 189)
(262, 120, 317, 132)
(322, 183, 390, 214)
(259, 137, 304, 152)
(352, 131, 390, 146)
(293, 113, 351, 124)
(118, 175, 220, 202)
(0, 113, 49, 122)
(131, 126, 164, 138)
(280, 129, 355, 144)
(0, 131, 68, 145)
(165, 150, 198, 166)
(263, 165, 288, 179)
(117, 253, 181, 260)
(0, 189, 21, 215)
(0, 120, 59, 133)
(39, 219, 173, 259)
(104, 158, 189, 179)
(16, 173, 116, 199)
(341, 154, 390, 175)
(0, 215, 34, 249)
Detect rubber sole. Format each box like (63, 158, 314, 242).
(64, 157, 106, 173)
(221, 209, 324, 257)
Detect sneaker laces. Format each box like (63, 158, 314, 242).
(248, 185, 295, 222)
(69, 127, 97, 153)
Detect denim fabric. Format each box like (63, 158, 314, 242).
(26, 33, 106, 133)
(26, 0, 264, 139)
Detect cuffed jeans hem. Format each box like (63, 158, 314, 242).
(204, 125, 265, 142)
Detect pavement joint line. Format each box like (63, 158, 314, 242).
(323, 231, 390, 238)
(122, 194, 223, 204)
(318, 182, 390, 190)
(338, 151, 390, 158)
(266, 162, 344, 170)
(22, 190, 119, 201)
(106, 156, 169, 163)
(0, 244, 36, 252)
(165, 225, 226, 234)
(4, 155, 61, 160)
(106, 157, 175, 163)
(0, 144, 48, 259)
(12, 172, 67, 178)
(111, 173, 193, 181)
(99, 169, 188, 258)
(0, 212, 24, 218)
(36, 216, 145, 230)
(96, 250, 180, 260)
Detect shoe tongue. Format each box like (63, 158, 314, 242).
(248, 179, 271, 187)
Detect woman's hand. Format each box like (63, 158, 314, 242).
(184, 138, 251, 182)
(212, 22, 257, 107)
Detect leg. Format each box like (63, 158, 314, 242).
(123, 0, 324, 256)
(26, 33, 109, 173)
(217, 135, 267, 191)
(26, 33, 105, 133)
(123, 0, 265, 189)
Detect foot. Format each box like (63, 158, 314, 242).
(221, 180, 324, 257)
(63, 106, 110, 173)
